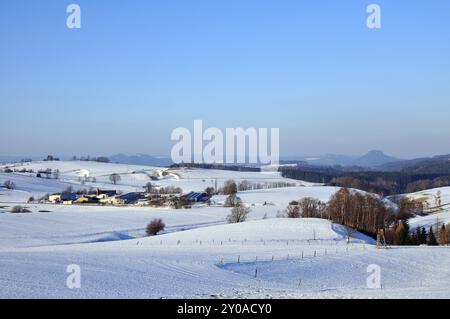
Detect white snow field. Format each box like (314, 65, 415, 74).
(406, 187, 450, 230)
(1, 218, 450, 299)
(1, 161, 450, 299)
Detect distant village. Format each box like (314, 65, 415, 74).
(46, 188, 211, 209)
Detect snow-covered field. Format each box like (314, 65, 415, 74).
(1, 161, 450, 299)
(406, 187, 450, 230)
(1, 218, 450, 299)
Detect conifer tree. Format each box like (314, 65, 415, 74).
(409, 231, 418, 245)
(415, 227, 422, 245)
(428, 226, 438, 246)
(420, 227, 427, 245)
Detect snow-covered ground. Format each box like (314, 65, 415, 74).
(1, 161, 450, 299)
(1, 218, 449, 298)
(406, 187, 450, 230)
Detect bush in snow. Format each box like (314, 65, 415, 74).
(10, 205, 31, 213)
(146, 218, 165, 236)
(227, 204, 251, 224)
(3, 180, 16, 190)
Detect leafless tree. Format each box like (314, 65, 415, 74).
(227, 205, 251, 223)
(109, 173, 121, 185)
(144, 182, 154, 193)
(222, 179, 237, 195)
(52, 169, 60, 180)
(224, 194, 242, 207)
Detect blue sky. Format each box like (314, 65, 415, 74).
(1, 0, 449, 159)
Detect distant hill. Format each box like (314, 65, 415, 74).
(300, 150, 401, 168)
(109, 154, 172, 167)
(380, 154, 450, 174)
(354, 150, 400, 167)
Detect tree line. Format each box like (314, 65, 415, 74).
(283, 188, 449, 245)
(279, 166, 450, 195)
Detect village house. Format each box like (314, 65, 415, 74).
(183, 192, 210, 203)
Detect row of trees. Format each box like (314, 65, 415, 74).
(286, 188, 392, 236)
(71, 156, 110, 163)
(392, 221, 449, 246)
(237, 180, 296, 192)
(284, 188, 449, 246)
(279, 165, 450, 196)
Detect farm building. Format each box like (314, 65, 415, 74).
(115, 192, 146, 205)
(184, 192, 210, 203)
(74, 195, 99, 204)
(49, 193, 78, 204)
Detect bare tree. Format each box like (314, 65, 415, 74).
(204, 186, 215, 197)
(224, 194, 242, 207)
(343, 225, 356, 244)
(144, 182, 154, 193)
(435, 190, 442, 210)
(227, 205, 251, 223)
(109, 173, 121, 185)
(298, 197, 326, 218)
(286, 204, 300, 218)
(52, 169, 60, 180)
(222, 179, 237, 195)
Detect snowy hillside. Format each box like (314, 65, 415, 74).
(406, 187, 450, 230)
(1, 160, 450, 299)
(1, 218, 449, 298)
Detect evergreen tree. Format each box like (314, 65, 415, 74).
(415, 227, 422, 245)
(420, 227, 427, 245)
(428, 226, 438, 246)
(409, 231, 418, 245)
